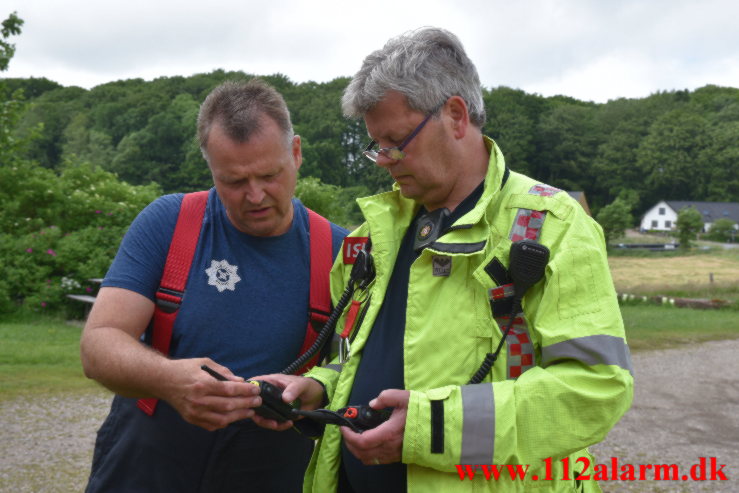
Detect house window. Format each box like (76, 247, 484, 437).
(659, 207, 666, 215)
(665, 220, 672, 228)
(651, 220, 658, 228)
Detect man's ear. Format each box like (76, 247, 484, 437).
(445, 96, 469, 139)
(292, 134, 303, 171)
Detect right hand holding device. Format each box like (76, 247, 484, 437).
(164, 360, 259, 431)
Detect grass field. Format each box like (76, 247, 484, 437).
(608, 246, 739, 304)
(0, 313, 98, 399)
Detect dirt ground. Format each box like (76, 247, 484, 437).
(590, 339, 739, 492)
(1, 339, 737, 492)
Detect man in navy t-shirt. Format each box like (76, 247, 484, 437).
(81, 79, 347, 492)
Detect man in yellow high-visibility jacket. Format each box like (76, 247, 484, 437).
(254, 27, 633, 493)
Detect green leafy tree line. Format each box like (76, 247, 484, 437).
(5, 64, 738, 218)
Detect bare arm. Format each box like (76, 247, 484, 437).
(80, 287, 260, 430)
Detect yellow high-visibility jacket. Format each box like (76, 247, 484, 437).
(305, 138, 633, 492)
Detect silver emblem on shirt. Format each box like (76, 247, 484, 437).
(205, 259, 242, 292)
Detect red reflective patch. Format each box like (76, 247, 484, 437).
(343, 237, 369, 264)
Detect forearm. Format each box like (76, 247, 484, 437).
(402, 361, 633, 472)
(80, 325, 174, 399)
(79, 286, 185, 401)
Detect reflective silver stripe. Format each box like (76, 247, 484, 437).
(429, 240, 486, 254)
(323, 363, 343, 373)
(460, 384, 495, 464)
(541, 335, 633, 374)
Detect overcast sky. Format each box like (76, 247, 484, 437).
(3, 0, 738, 103)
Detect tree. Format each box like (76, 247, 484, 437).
(676, 206, 704, 249)
(532, 102, 600, 191)
(0, 12, 26, 164)
(635, 110, 709, 205)
(706, 218, 737, 243)
(697, 121, 739, 201)
(483, 86, 545, 177)
(0, 11, 22, 71)
(596, 198, 633, 246)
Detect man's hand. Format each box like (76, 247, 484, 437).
(81, 288, 258, 431)
(248, 374, 326, 431)
(341, 389, 410, 465)
(163, 358, 261, 431)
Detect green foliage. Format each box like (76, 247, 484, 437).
(596, 198, 633, 245)
(295, 176, 368, 228)
(636, 109, 709, 205)
(8, 69, 739, 218)
(533, 102, 599, 192)
(705, 218, 738, 242)
(0, 12, 34, 166)
(0, 162, 160, 314)
(0, 11, 23, 72)
(676, 206, 704, 249)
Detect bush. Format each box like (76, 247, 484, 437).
(295, 176, 368, 229)
(0, 161, 160, 315)
(706, 218, 738, 242)
(596, 198, 633, 245)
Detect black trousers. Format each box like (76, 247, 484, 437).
(86, 396, 313, 493)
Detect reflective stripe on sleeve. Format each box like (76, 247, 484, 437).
(323, 363, 343, 373)
(460, 383, 495, 464)
(541, 334, 633, 374)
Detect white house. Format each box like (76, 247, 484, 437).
(640, 201, 739, 232)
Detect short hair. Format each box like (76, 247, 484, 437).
(197, 79, 294, 158)
(342, 27, 486, 127)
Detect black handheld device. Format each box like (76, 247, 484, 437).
(200, 366, 297, 422)
(200, 365, 390, 432)
(293, 405, 391, 434)
(247, 380, 298, 422)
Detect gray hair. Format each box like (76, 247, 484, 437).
(342, 27, 485, 127)
(197, 79, 294, 159)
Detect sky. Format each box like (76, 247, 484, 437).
(3, 0, 738, 103)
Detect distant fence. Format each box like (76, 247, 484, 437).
(613, 243, 679, 250)
(618, 292, 731, 309)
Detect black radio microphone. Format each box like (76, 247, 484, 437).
(508, 240, 550, 311)
(468, 239, 550, 384)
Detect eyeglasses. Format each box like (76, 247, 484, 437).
(362, 103, 443, 163)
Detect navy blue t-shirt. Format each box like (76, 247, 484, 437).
(103, 188, 347, 378)
(341, 182, 485, 493)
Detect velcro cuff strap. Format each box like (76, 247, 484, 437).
(430, 400, 444, 454)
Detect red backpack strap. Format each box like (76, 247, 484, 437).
(294, 208, 333, 374)
(137, 190, 209, 415)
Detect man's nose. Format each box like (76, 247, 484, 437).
(244, 184, 266, 204)
(375, 151, 398, 168)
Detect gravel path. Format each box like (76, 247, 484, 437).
(591, 338, 739, 492)
(1, 340, 737, 492)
